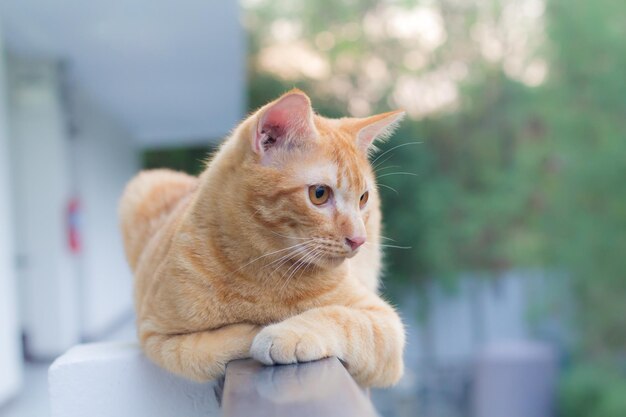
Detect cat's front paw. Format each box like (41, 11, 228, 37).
(250, 324, 328, 365)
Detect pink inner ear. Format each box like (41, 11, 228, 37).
(356, 111, 405, 151)
(255, 93, 314, 154)
(358, 124, 386, 148)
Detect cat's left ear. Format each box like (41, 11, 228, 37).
(345, 110, 405, 153)
(253, 90, 317, 163)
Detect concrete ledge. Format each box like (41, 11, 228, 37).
(49, 342, 220, 417)
(50, 342, 380, 417)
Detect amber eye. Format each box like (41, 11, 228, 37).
(359, 191, 369, 209)
(309, 185, 331, 205)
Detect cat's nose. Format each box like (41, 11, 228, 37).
(345, 236, 366, 251)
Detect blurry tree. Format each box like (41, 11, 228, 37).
(559, 363, 626, 417)
(514, 0, 626, 414)
(143, 146, 213, 175)
(536, 0, 626, 356)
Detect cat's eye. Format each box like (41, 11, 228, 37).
(360, 191, 369, 209)
(309, 185, 331, 205)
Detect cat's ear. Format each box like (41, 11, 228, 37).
(345, 110, 405, 153)
(253, 90, 316, 161)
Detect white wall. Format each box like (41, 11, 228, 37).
(0, 24, 22, 405)
(7, 57, 81, 358)
(70, 87, 138, 338)
(8, 56, 140, 353)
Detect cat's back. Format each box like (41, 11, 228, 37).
(119, 169, 198, 271)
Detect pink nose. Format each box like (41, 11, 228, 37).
(345, 236, 366, 251)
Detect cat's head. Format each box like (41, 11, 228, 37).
(241, 89, 404, 268)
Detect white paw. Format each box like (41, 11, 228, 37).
(250, 325, 327, 365)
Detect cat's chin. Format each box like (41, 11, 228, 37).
(314, 254, 349, 268)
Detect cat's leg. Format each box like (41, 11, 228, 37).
(250, 293, 405, 387)
(140, 322, 260, 382)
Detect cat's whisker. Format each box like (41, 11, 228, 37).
(225, 241, 311, 278)
(372, 154, 395, 171)
(267, 256, 296, 278)
(265, 248, 300, 269)
(281, 243, 319, 278)
(267, 239, 324, 281)
(264, 240, 317, 280)
(265, 246, 309, 277)
(377, 183, 399, 195)
(377, 172, 418, 179)
(370, 141, 422, 165)
(279, 245, 321, 293)
(277, 254, 308, 292)
(266, 250, 297, 272)
(269, 239, 316, 261)
(379, 235, 397, 242)
(379, 244, 412, 249)
(294, 250, 324, 282)
(280, 246, 315, 280)
(266, 229, 312, 241)
(374, 164, 401, 174)
(365, 242, 412, 250)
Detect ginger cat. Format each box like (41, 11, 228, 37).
(119, 90, 405, 387)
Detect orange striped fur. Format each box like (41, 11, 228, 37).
(119, 90, 406, 387)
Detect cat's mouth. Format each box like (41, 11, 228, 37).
(290, 237, 359, 268)
(309, 248, 357, 266)
(308, 254, 346, 269)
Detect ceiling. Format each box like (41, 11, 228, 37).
(0, 0, 246, 146)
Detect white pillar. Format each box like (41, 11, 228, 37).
(0, 23, 23, 405)
(69, 87, 138, 339)
(7, 57, 80, 358)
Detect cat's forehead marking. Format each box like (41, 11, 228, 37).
(330, 144, 368, 193)
(313, 126, 363, 190)
(293, 120, 370, 194)
(295, 160, 338, 186)
(295, 156, 367, 193)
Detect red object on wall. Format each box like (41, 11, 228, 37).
(67, 198, 81, 254)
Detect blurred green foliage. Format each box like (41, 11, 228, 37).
(536, 0, 626, 354)
(143, 146, 213, 175)
(559, 363, 626, 417)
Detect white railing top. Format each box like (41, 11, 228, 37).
(49, 342, 379, 417)
(223, 358, 378, 417)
